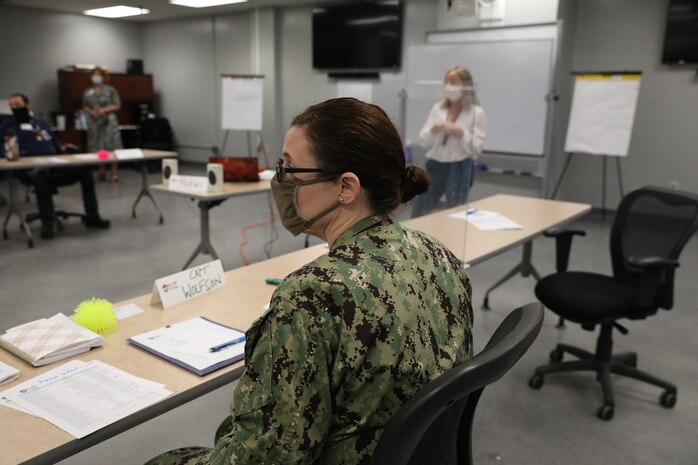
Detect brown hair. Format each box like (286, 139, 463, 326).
(291, 98, 429, 213)
(91, 66, 110, 83)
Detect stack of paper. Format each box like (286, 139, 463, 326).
(0, 360, 171, 438)
(0, 360, 19, 385)
(128, 317, 246, 376)
(0, 313, 103, 367)
(449, 209, 523, 230)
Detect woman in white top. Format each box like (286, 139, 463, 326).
(411, 67, 487, 217)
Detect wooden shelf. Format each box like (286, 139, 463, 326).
(57, 70, 154, 127)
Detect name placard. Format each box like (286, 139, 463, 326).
(168, 175, 208, 193)
(114, 148, 144, 160)
(150, 260, 227, 309)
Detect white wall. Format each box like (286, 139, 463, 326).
(143, 13, 255, 163)
(0, 5, 143, 120)
(552, 0, 698, 207)
(436, 0, 558, 30)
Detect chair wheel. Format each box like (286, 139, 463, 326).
(159, 216, 164, 225)
(660, 391, 676, 408)
(549, 348, 563, 362)
(481, 297, 490, 310)
(2, 230, 7, 240)
(597, 404, 614, 421)
(132, 211, 137, 218)
(622, 354, 637, 368)
(28, 239, 34, 248)
(529, 374, 544, 389)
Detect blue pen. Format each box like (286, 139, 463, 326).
(209, 336, 246, 353)
(466, 208, 478, 215)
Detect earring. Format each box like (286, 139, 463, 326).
(338, 197, 344, 203)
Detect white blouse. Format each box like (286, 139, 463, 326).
(418, 102, 487, 163)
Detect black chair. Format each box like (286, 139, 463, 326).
(369, 302, 544, 465)
(529, 186, 698, 420)
(23, 146, 88, 232)
(139, 116, 174, 151)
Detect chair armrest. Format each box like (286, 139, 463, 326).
(628, 256, 679, 269)
(628, 256, 679, 311)
(543, 228, 587, 272)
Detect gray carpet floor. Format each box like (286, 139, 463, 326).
(1, 164, 696, 465)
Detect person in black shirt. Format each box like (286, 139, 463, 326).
(0, 93, 110, 239)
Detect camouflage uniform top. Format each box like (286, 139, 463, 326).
(211, 214, 473, 465)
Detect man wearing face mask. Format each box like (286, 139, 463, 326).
(412, 66, 487, 218)
(0, 93, 110, 239)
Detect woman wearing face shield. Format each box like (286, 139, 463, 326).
(83, 66, 123, 182)
(411, 67, 487, 218)
(144, 98, 473, 465)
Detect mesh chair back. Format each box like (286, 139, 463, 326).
(611, 187, 698, 309)
(369, 303, 544, 465)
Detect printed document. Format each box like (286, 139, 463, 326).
(0, 360, 171, 438)
(449, 209, 523, 230)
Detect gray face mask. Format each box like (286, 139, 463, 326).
(270, 174, 341, 236)
(91, 74, 104, 85)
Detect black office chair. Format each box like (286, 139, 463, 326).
(369, 302, 544, 465)
(529, 186, 698, 420)
(23, 147, 88, 232)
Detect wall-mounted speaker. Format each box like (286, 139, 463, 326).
(207, 163, 224, 193)
(162, 159, 178, 186)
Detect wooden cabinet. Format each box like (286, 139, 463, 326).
(57, 70, 154, 126)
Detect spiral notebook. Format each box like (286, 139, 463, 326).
(0, 313, 103, 367)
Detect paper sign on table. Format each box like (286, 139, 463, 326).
(151, 260, 227, 309)
(168, 175, 208, 193)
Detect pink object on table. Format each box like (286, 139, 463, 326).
(97, 150, 110, 160)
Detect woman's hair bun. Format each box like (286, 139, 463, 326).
(400, 165, 430, 204)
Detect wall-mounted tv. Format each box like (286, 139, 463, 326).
(312, 1, 404, 71)
(662, 0, 698, 65)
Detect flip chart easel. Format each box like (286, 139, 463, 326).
(552, 71, 642, 214)
(220, 74, 269, 164)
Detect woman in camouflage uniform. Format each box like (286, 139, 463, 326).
(146, 98, 473, 465)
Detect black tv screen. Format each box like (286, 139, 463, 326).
(662, 0, 698, 64)
(313, 1, 403, 71)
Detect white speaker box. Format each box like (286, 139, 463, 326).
(207, 163, 224, 193)
(162, 159, 178, 186)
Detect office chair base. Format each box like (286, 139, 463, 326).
(530, 341, 677, 420)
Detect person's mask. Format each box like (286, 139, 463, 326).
(91, 74, 104, 85)
(11, 107, 31, 124)
(271, 175, 341, 236)
(443, 84, 463, 103)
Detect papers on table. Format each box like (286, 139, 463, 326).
(259, 169, 275, 180)
(47, 157, 68, 164)
(128, 317, 245, 376)
(113, 148, 144, 160)
(0, 360, 19, 385)
(114, 303, 144, 320)
(449, 209, 523, 230)
(72, 153, 99, 161)
(0, 360, 171, 438)
(0, 313, 103, 367)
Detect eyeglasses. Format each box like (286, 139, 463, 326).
(275, 158, 323, 182)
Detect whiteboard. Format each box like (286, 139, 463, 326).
(221, 76, 263, 131)
(564, 74, 642, 157)
(405, 40, 554, 155)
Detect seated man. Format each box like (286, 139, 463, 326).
(0, 93, 110, 239)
